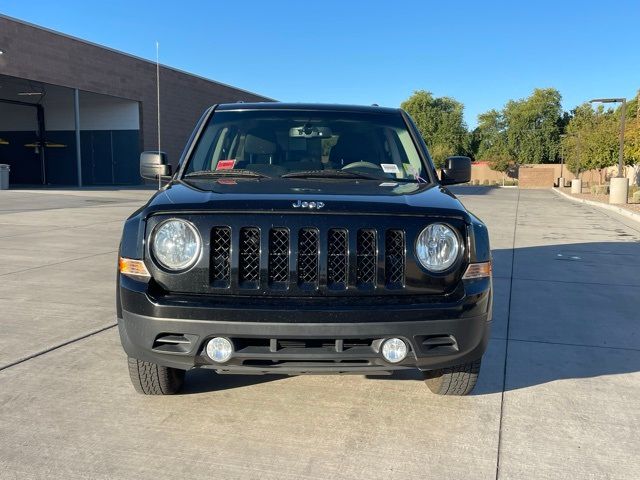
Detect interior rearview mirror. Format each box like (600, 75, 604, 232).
(289, 125, 332, 138)
(440, 156, 471, 185)
(140, 151, 172, 181)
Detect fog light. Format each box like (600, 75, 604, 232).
(381, 338, 408, 363)
(205, 337, 233, 363)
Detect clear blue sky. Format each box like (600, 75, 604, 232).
(2, 0, 639, 127)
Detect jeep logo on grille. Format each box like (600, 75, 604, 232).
(292, 200, 325, 209)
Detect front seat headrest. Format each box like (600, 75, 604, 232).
(329, 132, 377, 165)
(244, 129, 277, 155)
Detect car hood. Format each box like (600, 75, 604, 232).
(142, 178, 468, 218)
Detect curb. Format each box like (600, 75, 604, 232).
(552, 188, 640, 224)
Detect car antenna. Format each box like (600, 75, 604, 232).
(156, 40, 162, 190)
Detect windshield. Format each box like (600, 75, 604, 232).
(183, 110, 431, 183)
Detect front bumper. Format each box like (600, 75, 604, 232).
(118, 277, 492, 374)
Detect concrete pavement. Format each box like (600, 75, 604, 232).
(0, 186, 638, 479)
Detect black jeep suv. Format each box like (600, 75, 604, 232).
(117, 103, 492, 396)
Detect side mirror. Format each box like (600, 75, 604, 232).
(140, 151, 172, 181)
(440, 156, 471, 185)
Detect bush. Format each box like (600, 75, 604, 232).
(473, 179, 480, 186)
(482, 179, 490, 186)
(590, 184, 610, 195)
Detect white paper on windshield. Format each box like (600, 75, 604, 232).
(379, 182, 398, 187)
(380, 164, 400, 174)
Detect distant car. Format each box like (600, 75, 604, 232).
(117, 103, 492, 396)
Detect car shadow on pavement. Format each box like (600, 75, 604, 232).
(370, 240, 640, 395)
(180, 369, 285, 394)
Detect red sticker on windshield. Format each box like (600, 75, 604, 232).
(216, 159, 236, 170)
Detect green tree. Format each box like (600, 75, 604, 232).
(561, 101, 637, 182)
(560, 103, 594, 176)
(624, 120, 640, 166)
(502, 88, 563, 164)
(472, 109, 514, 182)
(473, 109, 508, 159)
(401, 90, 469, 168)
(586, 107, 619, 175)
(488, 154, 513, 174)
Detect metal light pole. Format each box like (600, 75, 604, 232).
(589, 97, 628, 203)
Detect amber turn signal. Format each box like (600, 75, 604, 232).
(119, 257, 150, 278)
(462, 261, 492, 279)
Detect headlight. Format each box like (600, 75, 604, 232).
(151, 219, 201, 271)
(415, 223, 461, 272)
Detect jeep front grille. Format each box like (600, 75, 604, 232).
(210, 227, 406, 291)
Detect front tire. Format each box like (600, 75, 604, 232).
(127, 357, 185, 395)
(422, 359, 481, 396)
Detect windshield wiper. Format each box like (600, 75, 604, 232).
(184, 170, 269, 179)
(281, 170, 384, 180)
(281, 169, 420, 182)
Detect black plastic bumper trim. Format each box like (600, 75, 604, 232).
(118, 310, 491, 373)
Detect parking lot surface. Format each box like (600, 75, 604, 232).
(0, 186, 639, 479)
